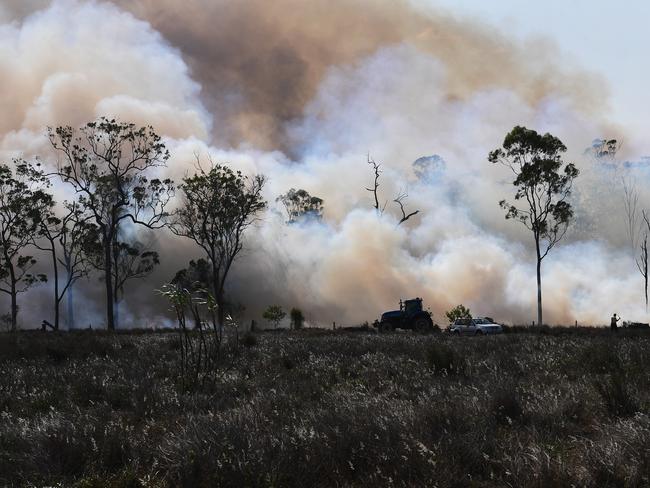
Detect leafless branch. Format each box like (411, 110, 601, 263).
(366, 155, 386, 215)
(393, 189, 420, 225)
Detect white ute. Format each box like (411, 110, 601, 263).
(449, 317, 503, 335)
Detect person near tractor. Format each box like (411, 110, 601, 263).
(610, 313, 620, 332)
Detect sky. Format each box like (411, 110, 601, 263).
(425, 0, 650, 152)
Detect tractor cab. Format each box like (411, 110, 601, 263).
(377, 297, 432, 332)
(402, 298, 423, 317)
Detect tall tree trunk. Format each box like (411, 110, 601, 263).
(643, 264, 648, 313)
(535, 236, 543, 326)
(67, 280, 75, 329)
(10, 284, 17, 332)
(104, 237, 115, 330)
(51, 246, 59, 331)
(217, 296, 225, 341)
(641, 236, 648, 313)
(210, 257, 220, 333)
(9, 262, 17, 331)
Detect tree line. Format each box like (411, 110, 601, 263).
(5, 118, 640, 331)
(0, 118, 332, 332)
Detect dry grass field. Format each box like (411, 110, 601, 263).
(0, 327, 648, 487)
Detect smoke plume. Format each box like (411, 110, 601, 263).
(0, 0, 647, 328)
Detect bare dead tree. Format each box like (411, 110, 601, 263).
(637, 210, 650, 311)
(587, 136, 650, 310)
(393, 189, 420, 225)
(366, 156, 387, 214)
(622, 176, 640, 252)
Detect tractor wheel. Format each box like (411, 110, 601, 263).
(378, 321, 393, 333)
(414, 317, 431, 333)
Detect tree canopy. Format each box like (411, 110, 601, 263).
(173, 163, 266, 332)
(49, 118, 174, 330)
(0, 161, 53, 330)
(277, 188, 324, 223)
(489, 125, 579, 325)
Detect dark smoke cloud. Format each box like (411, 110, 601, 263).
(113, 0, 607, 151)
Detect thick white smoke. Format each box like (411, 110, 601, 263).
(0, 0, 209, 157)
(1, 0, 649, 328)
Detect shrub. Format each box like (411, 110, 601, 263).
(290, 308, 305, 330)
(445, 304, 471, 323)
(242, 332, 258, 348)
(491, 386, 523, 425)
(595, 374, 639, 418)
(425, 343, 466, 375)
(263, 305, 286, 329)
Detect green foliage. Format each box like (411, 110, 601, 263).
(37, 200, 100, 330)
(586, 138, 620, 161)
(172, 259, 211, 292)
(276, 188, 324, 223)
(263, 305, 286, 329)
(110, 240, 160, 306)
(0, 161, 53, 329)
(489, 126, 578, 243)
(489, 126, 579, 325)
(173, 164, 266, 328)
(290, 307, 305, 329)
(49, 118, 174, 330)
(157, 283, 221, 392)
(445, 304, 472, 323)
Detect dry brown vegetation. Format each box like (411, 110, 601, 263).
(0, 328, 648, 487)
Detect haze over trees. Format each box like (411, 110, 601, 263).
(0, 117, 621, 331)
(35, 202, 97, 330)
(366, 156, 419, 225)
(48, 118, 175, 330)
(490, 126, 579, 326)
(0, 162, 52, 330)
(263, 304, 286, 329)
(277, 188, 324, 223)
(172, 163, 266, 334)
(588, 137, 650, 311)
(103, 238, 160, 328)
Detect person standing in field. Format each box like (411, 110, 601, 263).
(610, 313, 620, 332)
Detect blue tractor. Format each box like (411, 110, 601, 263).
(375, 297, 433, 332)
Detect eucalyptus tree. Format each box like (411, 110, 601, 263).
(48, 118, 174, 330)
(276, 188, 323, 223)
(173, 163, 266, 333)
(36, 202, 98, 330)
(0, 161, 53, 330)
(489, 126, 579, 326)
(108, 239, 159, 328)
